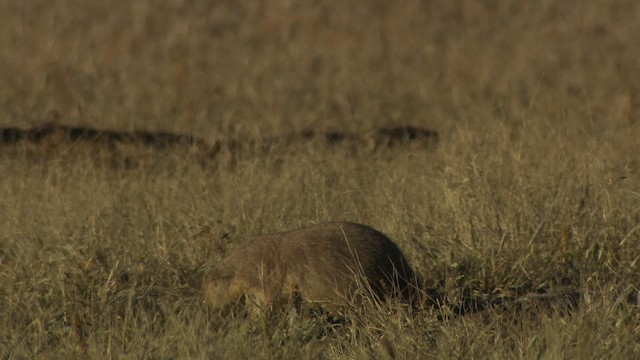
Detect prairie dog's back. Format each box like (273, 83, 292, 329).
(203, 221, 418, 311)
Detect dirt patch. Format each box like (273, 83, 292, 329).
(1, 123, 439, 167)
(0, 122, 205, 149)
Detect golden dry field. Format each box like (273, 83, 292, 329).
(1, 0, 639, 358)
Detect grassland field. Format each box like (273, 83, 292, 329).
(1, 1, 639, 358)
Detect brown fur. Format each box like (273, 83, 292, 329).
(202, 221, 419, 313)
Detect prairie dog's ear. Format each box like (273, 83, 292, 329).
(215, 232, 232, 257)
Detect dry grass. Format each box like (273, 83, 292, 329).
(1, 0, 639, 358)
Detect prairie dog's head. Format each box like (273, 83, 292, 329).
(202, 270, 244, 310)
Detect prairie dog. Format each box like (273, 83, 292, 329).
(202, 221, 419, 313)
